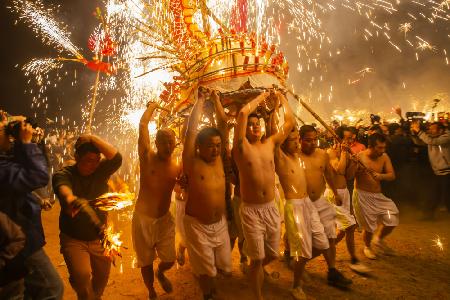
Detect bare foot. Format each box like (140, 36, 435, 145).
(156, 268, 173, 293)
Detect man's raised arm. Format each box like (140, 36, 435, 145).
(76, 135, 118, 160)
(233, 91, 269, 150)
(211, 90, 230, 153)
(138, 102, 158, 158)
(269, 92, 295, 145)
(183, 89, 206, 164)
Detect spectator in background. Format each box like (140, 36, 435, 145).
(411, 121, 450, 219)
(380, 124, 390, 136)
(348, 126, 366, 154)
(0, 112, 63, 299)
(383, 123, 414, 205)
(367, 125, 383, 136)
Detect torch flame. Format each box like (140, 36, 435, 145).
(94, 192, 135, 211)
(102, 225, 125, 260)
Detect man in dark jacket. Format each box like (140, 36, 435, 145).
(0, 114, 63, 299)
(53, 134, 122, 300)
(0, 210, 26, 299)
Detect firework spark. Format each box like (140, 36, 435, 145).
(102, 225, 126, 259)
(94, 192, 135, 211)
(399, 22, 412, 36)
(10, 0, 82, 58)
(23, 58, 63, 85)
(432, 235, 444, 251)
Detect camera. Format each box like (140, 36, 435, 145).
(6, 117, 42, 143)
(405, 112, 425, 121)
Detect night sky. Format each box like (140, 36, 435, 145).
(0, 0, 100, 123)
(1, 1, 449, 124)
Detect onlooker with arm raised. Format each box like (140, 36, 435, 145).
(411, 121, 450, 219)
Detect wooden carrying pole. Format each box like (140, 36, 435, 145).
(286, 89, 375, 176)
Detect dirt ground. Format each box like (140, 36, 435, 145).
(42, 204, 450, 300)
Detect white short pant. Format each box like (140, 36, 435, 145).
(353, 189, 399, 233)
(312, 196, 337, 239)
(325, 188, 357, 231)
(183, 215, 231, 277)
(132, 211, 176, 268)
(240, 200, 281, 260)
(285, 197, 329, 259)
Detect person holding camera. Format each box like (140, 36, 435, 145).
(411, 121, 450, 219)
(52, 134, 122, 300)
(0, 113, 64, 299)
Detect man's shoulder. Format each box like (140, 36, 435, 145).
(315, 148, 328, 158)
(54, 165, 75, 176)
(381, 153, 391, 161)
(326, 147, 338, 157)
(353, 142, 366, 149)
(357, 149, 368, 158)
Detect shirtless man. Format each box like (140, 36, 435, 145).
(183, 89, 231, 300)
(298, 125, 352, 288)
(132, 102, 180, 299)
(233, 90, 294, 300)
(209, 92, 248, 272)
(349, 133, 398, 259)
(326, 127, 369, 273)
(275, 127, 328, 299)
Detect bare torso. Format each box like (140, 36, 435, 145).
(275, 149, 308, 200)
(327, 148, 348, 189)
(136, 153, 180, 218)
(300, 149, 327, 201)
(185, 158, 226, 224)
(355, 151, 388, 193)
(234, 140, 276, 204)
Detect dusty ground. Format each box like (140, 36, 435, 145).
(42, 205, 450, 300)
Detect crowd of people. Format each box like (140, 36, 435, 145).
(0, 90, 449, 300)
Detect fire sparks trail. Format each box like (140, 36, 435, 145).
(11, 0, 450, 131)
(102, 225, 126, 261)
(10, 0, 82, 58)
(94, 192, 135, 211)
(432, 235, 444, 251)
(23, 58, 63, 85)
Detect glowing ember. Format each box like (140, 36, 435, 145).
(432, 235, 444, 251)
(102, 225, 126, 260)
(291, 185, 297, 193)
(94, 192, 135, 211)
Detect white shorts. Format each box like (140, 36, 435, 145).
(240, 201, 281, 260)
(285, 197, 329, 259)
(132, 211, 176, 268)
(175, 199, 187, 246)
(183, 215, 232, 277)
(274, 185, 285, 223)
(312, 196, 337, 239)
(353, 189, 400, 233)
(325, 188, 357, 231)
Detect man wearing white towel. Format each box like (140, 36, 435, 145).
(350, 133, 398, 260)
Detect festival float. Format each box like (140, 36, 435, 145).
(128, 0, 291, 130)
